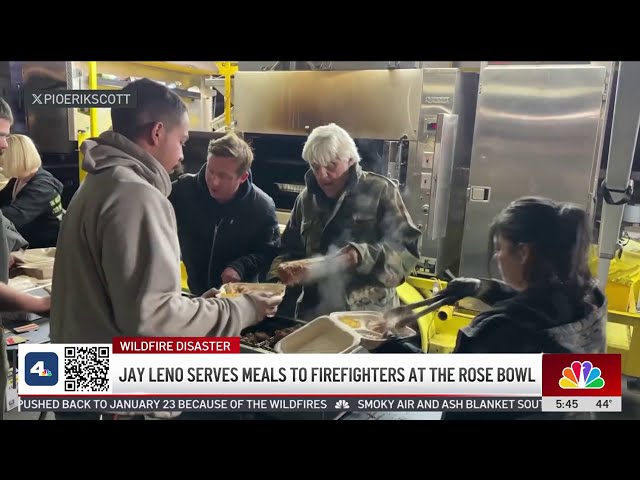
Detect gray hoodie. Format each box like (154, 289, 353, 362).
(50, 131, 262, 345)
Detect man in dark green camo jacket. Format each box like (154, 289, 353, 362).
(269, 123, 422, 321)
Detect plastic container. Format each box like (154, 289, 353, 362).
(330, 311, 385, 330)
(218, 282, 286, 299)
(330, 311, 417, 350)
(273, 316, 361, 353)
(354, 329, 388, 350)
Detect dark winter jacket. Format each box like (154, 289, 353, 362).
(373, 280, 607, 420)
(443, 280, 607, 420)
(268, 165, 422, 320)
(169, 165, 280, 296)
(453, 280, 607, 355)
(0, 168, 64, 248)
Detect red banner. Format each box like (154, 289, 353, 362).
(112, 337, 240, 354)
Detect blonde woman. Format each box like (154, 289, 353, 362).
(0, 134, 64, 247)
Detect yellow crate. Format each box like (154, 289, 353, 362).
(418, 305, 475, 353)
(404, 276, 473, 353)
(607, 309, 640, 378)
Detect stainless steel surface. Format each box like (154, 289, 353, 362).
(427, 113, 459, 241)
(459, 65, 608, 278)
(405, 69, 459, 263)
(9, 61, 75, 153)
(383, 137, 409, 187)
(384, 141, 400, 184)
(234, 70, 422, 140)
(596, 61, 640, 288)
(588, 62, 616, 220)
(411, 71, 479, 276)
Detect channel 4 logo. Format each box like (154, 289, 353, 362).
(24, 352, 59, 387)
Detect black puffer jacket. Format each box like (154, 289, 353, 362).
(0, 168, 64, 248)
(446, 281, 606, 420)
(169, 165, 280, 296)
(374, 280, 607, 420)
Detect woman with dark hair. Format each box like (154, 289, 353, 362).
(382, 196, 607, 418)
(421, 196, 607, 420)
(441, 196, 606, 355)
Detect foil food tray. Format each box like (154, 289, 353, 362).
(240, 315, 305, 353)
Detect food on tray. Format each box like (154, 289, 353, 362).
(224, 284, 252, 294)
(361, 317, 414, 338)
(277, 260, 309, 282)
(367, 320, 388, 334)
(356, 329, 384, 340)
(280, 259, 308, 272)
(277, 257, 328, 284)
(220, 292, 241, 298)
(338, 316, 362, 329)
(241, 326, 301, 349)
(241, 332, 271, 345)
(220, 283, 285, 298)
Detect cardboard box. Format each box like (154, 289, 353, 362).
(12, 248, 56, 280)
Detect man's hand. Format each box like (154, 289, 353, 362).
(221, 267, 241, 285)
(31, 295, 50, 316)
(201, 287, 221, 299)
(338, 246, 360, 268)
(247, 292, 282, 319)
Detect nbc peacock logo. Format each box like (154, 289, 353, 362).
(559, 361, 605, 389)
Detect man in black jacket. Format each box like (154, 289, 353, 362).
(169, 133, 280, 296)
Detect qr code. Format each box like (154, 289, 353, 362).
(64, 346, 110, 392)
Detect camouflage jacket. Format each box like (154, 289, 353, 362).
(269, 165, 422, 320)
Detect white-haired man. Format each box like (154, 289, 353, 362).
(269, 123, 422, 320)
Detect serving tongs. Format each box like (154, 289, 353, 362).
(382, 293, 458, 339)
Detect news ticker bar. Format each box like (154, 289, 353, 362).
(18, 396, 621, 413)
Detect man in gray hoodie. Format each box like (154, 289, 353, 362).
(51, 79, 280, 352)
